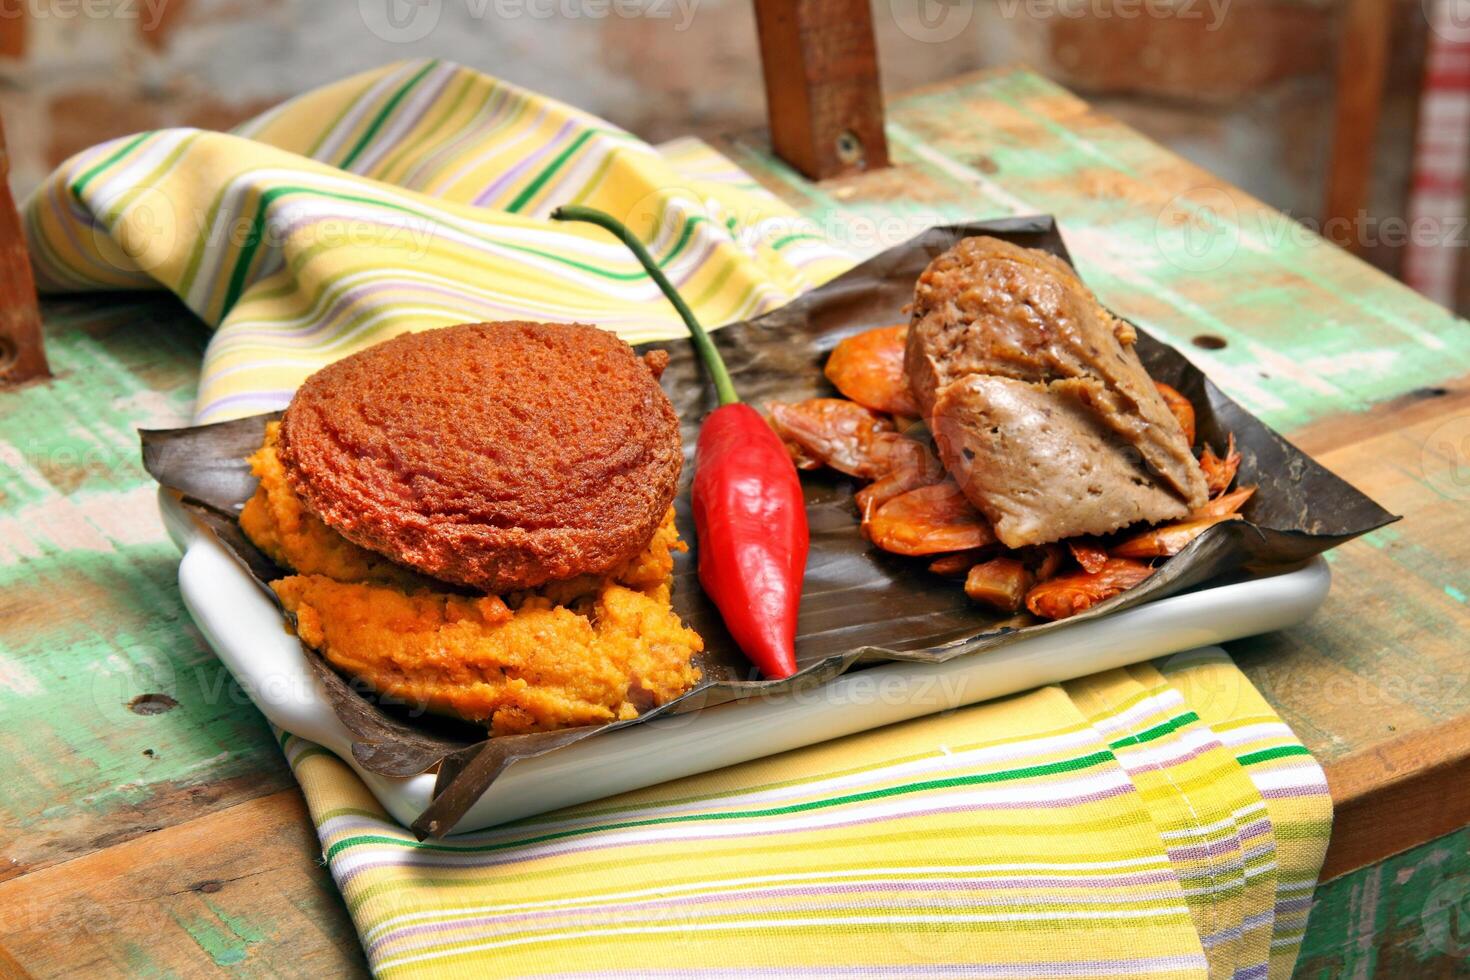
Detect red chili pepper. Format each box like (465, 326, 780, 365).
(552, 205, 808, 679)
(691, 403, 808, 678)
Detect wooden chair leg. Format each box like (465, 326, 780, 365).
(0, 116, 48, 386)
(753, 0, 890, 181)
(1323, 0, 1392, 253)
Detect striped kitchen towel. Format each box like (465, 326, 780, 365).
(25, 58, 850, 423)
(26, 61, 1330, 979)
(286, 648, 1328, 980)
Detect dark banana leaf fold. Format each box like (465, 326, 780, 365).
(141, 216, 1396, 838)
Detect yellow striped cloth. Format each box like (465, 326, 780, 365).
(26, 59, 849, 422)
(25, 60, 1330, 979)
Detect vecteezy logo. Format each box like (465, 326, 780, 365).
(1424, 0, 1470, 41)
(1422, 875, 1470, 957)
(1423, 414, 1470, 501)
(1153, 187, 1240, 273)
(91, 184, 179, 276)
(360, 0, 442, 42)
(889, 0, 975, 42)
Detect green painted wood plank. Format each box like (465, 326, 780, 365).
(0, 296, 292, 877)
(1295, 825, 1470, 976)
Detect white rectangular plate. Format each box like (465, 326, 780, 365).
(161, 489, 1329, 834)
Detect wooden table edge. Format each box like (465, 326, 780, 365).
(1320, 712, 1470, 880)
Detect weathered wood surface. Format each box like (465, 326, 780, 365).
(1295, 822, 1470, 976)
(0, 790, 364, 976)
(1, 68, 1467, 975)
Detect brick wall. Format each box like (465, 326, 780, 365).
(0, 0, 1448, 301)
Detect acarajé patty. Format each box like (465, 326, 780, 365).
(277, 321, 683, 593)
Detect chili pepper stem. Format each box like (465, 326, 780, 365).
(551, 205, 740, 408)
(554, 202, 807, 682)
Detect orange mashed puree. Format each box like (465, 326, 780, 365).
(240, 423, 703, 735)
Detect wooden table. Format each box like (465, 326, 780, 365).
(2, 68, 1467, 977)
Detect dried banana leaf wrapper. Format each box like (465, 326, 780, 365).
(141, 215, 1396, 837)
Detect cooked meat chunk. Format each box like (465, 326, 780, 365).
(905, 237, 1207, 545)
(906, 236, 1207, 511)
(929, 376, 1192, 546)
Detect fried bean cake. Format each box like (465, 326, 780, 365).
(239, 322, 703, 734)
(278, 321, 683, 593)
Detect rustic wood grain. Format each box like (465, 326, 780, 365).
(1230, 395, 1470, 775)
(0, 297, 286, 888)
(3, 67, 1467, 973)
(0, 942, 35, 980)
(0, 117, 49, 385)
(0, 790, 365, 978)
(1288, 381, 1469, 459)
(1322, 715, 1470, 881)
(752, 0, 889, 179)
(1245, 388, 1470, 881)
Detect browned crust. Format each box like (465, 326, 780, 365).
(278, 321, 682, 593)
